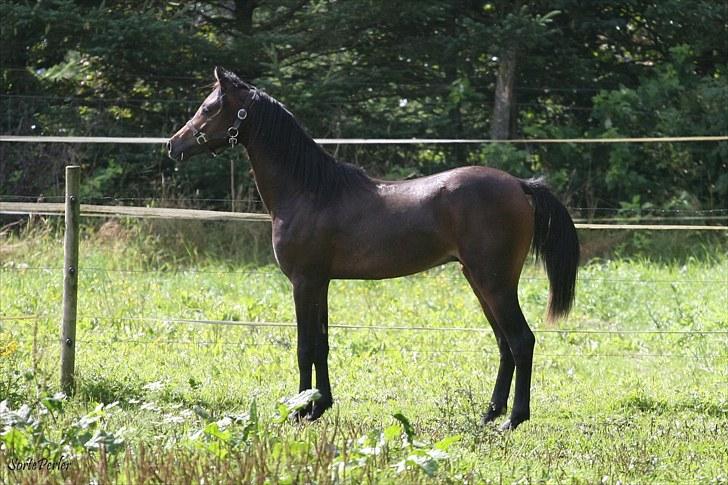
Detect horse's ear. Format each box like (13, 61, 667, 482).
(214, 66, 233, 92)
(214, 66, 245, 93)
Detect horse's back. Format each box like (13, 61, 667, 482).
(380, 165, 532, 232)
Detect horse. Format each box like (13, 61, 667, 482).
(167, 67, 579, 430)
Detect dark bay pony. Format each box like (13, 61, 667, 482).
(167, 67, 579, 430)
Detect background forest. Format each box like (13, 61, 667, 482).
(1, 0, 727, 213)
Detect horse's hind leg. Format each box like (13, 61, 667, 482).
(481, 288, 534, 430)
(455, 177, 535, 429)
(462, 266, 514, 422)
(461, 258, 534, 430)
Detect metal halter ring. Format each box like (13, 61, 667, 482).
(237, 108, 248, 120)
(194, 132, 208, 145)
(228, 126, 239, 146)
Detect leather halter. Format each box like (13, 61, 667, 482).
(185, 89, 256, 156)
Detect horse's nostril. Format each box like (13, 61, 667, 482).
(166, 140, 172, 152)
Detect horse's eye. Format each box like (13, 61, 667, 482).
(201, 106, 210, 115)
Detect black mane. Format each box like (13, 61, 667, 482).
(247, 91, 374, 202)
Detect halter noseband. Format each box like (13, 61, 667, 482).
(186, 90, 256, 156)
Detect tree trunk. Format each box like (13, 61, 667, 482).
(490, 48, 517, 140)
(234, 0, 258, 35)
(449, 101, 467, 164)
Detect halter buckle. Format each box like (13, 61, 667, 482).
(195, 131, 207, 145)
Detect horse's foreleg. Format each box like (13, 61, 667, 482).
(310, 281, 333, 421)
(291, 277, 333, 421)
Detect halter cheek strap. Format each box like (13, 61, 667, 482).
(226, 108, 248, 146)
(186, 89, 256, 156)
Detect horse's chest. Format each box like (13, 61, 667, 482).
(271, 218, 328, 273)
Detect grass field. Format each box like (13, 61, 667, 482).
(1, 221, 727, 483)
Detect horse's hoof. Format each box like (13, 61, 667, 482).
(481, 404, 507, 425)
(498, 419, 515, 432)
(290, 403, 313, 423)
(290, 410, 307, 423)
(304, 400, 333, 422)
(498, 414, 529, 431)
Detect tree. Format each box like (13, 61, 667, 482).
(0, 0, 725, 211)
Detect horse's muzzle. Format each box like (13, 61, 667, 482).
(166, 139, 184, 161)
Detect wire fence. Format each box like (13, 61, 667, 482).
(4, 338, 714, 362)
(3, 191, 727, 231)
(3, 313, 727, 336)
(2, 263, 727, 286)
(5, 270, 720, 363)
(6, 334, 727, 363)
(3, 134, 728, 144)
(3, 194, 728, 214)
(2, 201, 727, 230)
(3, 283, 726, 361)
(1, 163, 726, 368)
(1, 131, 726, 417)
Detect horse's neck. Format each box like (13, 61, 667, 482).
(244, 97, 344, 215)
(245, 145, 289, 216)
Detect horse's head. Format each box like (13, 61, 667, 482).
(167, 66, 256, 161)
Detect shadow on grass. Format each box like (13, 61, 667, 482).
(616, 394, 728, 418)
(77, 374, 145, 405)
(77, 373, 250, 413)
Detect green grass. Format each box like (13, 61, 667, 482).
(1, 222, 727, 483)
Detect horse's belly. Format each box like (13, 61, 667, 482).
(329, 227, 456, 279)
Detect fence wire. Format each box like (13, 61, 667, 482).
(7, 335, 726, 362)
(5, 196, 728, 210)
(3, 314, 727, 336)
(105, 316, 728, 335)
(1, 265, 726, 285)
(3, 134, 728, 144)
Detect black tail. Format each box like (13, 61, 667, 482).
(520, 178, 580, 321)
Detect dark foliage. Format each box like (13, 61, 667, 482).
(1, 1, 725, 212)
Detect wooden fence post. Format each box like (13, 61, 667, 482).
(60, 165, 80, 395)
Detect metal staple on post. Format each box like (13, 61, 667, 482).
(60, 165, 80, 395)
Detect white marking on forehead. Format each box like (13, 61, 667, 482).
(197, 86, 225, 119)
(204, 87, 221, 103)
